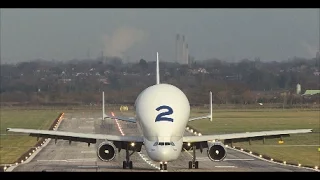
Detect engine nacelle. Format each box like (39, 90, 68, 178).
(97, 141, 116, 161)
(207, 141, 227, 161)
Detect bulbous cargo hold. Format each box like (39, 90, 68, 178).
(135, 83, 190, 142)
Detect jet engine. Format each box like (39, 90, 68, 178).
(207, 141, 227, 161)
(97, 141, 116, 161)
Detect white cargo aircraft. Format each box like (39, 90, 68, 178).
(7, 52, 312, 170)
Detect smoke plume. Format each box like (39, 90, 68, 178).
(103, 26, 146, 59)
(302, 41, 318, 58)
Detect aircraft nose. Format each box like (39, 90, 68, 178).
(157, 147, 171, 161)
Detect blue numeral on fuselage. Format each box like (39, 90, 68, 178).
(155, 105, 174, 122)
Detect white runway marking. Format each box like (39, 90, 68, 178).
(215, 166, 237, 168)
(89, 118, 94, 120)
(85, 121, 94, 123)
(80, 118, 86, 120)
(37, 158, 96, 162)
(81, 151, 95, 154)
(67, 158, 96, 161)
(224, 158, 255, 161)
(249, 145, 319, 147)
(78, 127, 94, 129)
(72, 118, 76, 120)
(37, 160, 67, 162)
(78, 165, 98, 168)
(195, 157, 254, 162)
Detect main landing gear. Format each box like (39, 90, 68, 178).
(188, 144, 199, 169)
(159, 162, 167, 170)
(123, 146, 135, 169)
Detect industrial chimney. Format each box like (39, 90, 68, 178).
(186, 43, 189, 65)
(182, 35, 186, 64)
(176, 34, 180, 63)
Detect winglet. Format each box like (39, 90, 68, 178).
(209, 91, 213, 121)
(102, 91, 106, 120)
(156, 52, 160, 85)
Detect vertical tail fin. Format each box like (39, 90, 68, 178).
(156, 52, 160, 85)
(210, 91, 213, 121)
(102, 91, 106, 120)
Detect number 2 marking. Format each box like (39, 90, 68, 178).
(155, 105, 174, 122)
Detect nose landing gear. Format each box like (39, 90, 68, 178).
(159, 162, 167, 170)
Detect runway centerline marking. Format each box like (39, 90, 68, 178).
(215, 166, 237, 168)
(78, 166, 98, 168)
(81, 151, 95, 153)
(79, 127, 94, 129)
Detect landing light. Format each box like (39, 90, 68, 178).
(298, 163, 301, 167)
(3, 166, 7, 171)
(198, 133, 202, 136)
(131, 142, 135, 147)
(315, 166, 318, 170)
(283, 161, 286, 165)
(187, 143, 191, 146)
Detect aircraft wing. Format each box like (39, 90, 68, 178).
(189, 115, 211, 122)
(183, 129, 312, 144)
(102, 91, 136, 123)
(189, 92, 213, 122)
(104, 114, 136, 123)
(6, 128, 144, 144)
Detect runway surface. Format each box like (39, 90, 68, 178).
(11, 111, 316, 172)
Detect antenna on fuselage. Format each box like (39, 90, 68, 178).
(156, 52, 160, 85)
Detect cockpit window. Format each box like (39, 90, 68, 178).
(155, 142, 175, 146)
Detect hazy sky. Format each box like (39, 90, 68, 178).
(1, 8, 319, 63)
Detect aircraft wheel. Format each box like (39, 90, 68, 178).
(163, 164, 167, 170)
(160, 163, 163, 170)
(188, 161, 192, 169)
(129, 161, 133, 169)
(123, 161, 127, 169)
(195, 161, 199, 169)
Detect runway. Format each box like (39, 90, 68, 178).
(11, 111, 316, 172)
